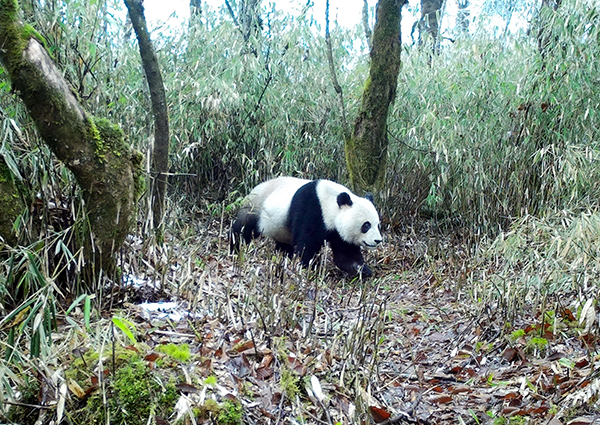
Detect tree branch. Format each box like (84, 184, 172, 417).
(362, 0, 372, 49)
(224, 0, 239, 27)
(124, 0, 169, 238)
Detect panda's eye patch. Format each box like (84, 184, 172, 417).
(361, 222, 371, 233)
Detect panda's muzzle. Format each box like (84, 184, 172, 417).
(363, 239, 382, 248)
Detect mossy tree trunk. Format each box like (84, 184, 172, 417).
(0, 0, 143, 278)
(124, 0, 169, 243)
(0, 156, 24, 247)
(345, 0, 406, 194)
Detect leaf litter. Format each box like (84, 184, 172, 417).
(5, 217, 600, 424)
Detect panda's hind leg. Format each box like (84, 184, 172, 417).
(275, 241, 294, 257)
(230, 210, 260, 253)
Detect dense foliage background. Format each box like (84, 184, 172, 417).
(4, 0, 600, 235)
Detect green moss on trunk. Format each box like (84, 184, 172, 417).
(79, 117, 140, 270)
(0, 157, 24, 246)
(0, 0, 143, 278)
(346, 0, 405, 194)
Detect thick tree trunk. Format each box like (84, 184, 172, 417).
(0, 0, 143, 276)
(0, 156, 23, 246)
(124, 0, 169, 243)
(345, 0, 405, 193)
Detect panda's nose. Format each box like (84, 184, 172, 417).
(374, 239, 382, 245)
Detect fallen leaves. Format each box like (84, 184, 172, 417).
(369, 262, 600, 424)
(37, 225, 600, 424)
(369, 405, 391, 422)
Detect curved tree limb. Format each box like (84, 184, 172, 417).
(0, 0, 143, 278)
(124, 0, 169, 242)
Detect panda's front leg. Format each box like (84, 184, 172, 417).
(290, 225, 325, 268)
(275, 241, 294, 257)
(358, 263, 373, 278)
(295, 239, 324, 268)
(331, 245, 371, 277)
(326, 233, 372, 277)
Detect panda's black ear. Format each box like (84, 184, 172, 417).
(337, 192, 353, 207)
(365, 193, 375, 204)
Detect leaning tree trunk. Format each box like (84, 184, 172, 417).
(0, 0, 143, 278)
(345, 0, 406, 194)
(124, 0, 169, 243)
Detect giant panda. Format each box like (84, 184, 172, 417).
(230, 177, 383, 277)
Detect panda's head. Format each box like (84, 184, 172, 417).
(335, 192, 383, 248)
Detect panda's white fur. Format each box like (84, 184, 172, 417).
(314, 180, 382, 248)
(231, 177, 382, 276)
(256, 177, 309, 244)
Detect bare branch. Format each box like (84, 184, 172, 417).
(224, 0, 239, 27)
(124, 0, 170, 237)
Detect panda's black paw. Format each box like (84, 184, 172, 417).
(357, 264, 373, 278)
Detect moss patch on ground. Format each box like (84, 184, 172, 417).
(156, 342, 192, 363)
(77, 354, 178, 425)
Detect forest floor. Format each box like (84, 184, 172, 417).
(10, 216, 599, 425)
(111, 214, 600, 425)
